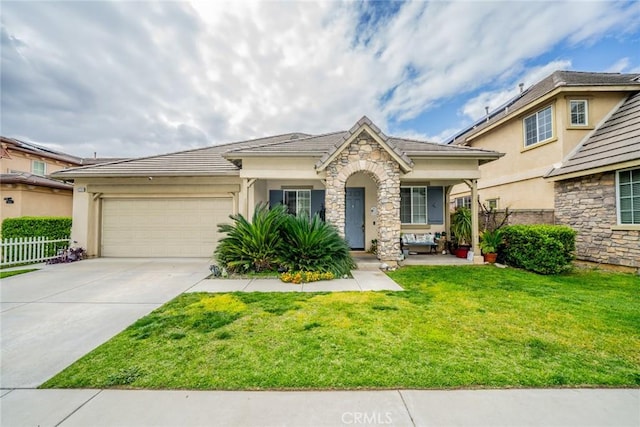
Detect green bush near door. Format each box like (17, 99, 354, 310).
(215, 203, 355, 276)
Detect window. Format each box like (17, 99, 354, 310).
(283, 189, 311, 219)
(523, 105, 553, 147)
(32, 160, 46, 176)
(486, 198, 499, 210)
(401, 187, 427, 224)
(455, 196, 471, 209)
(617, 168, 640, 225)
(569, 100, 588, 126)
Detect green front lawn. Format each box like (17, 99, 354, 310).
(42, 266, 640, 390)
(0, 269, 38, 279)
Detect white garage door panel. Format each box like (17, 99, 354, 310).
(102, 198, 232, 257)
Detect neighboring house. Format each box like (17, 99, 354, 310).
(448, 71, 640, 225)
(51, 117, 502, 264)
(0, 137, 83, 222)
(546, 92, 640, 270)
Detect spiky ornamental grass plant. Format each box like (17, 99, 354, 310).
(279, 214, 355, 276)
(215, 203, 288, 273)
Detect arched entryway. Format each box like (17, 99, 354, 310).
(323, 131, 402, 264)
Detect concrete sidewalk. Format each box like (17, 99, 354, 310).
(1, 388, 638, 426)
(188, 269, 403, 293)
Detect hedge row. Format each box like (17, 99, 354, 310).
(1, 217, 72, 239)
(501, 224, 576, 275)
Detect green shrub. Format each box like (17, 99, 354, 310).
(501, 225, 576, 274)
(215, 204, 287, 273)
(1, 216, 72, 239)
(279, 214, 355, 276)
(214, 204, 355, 277)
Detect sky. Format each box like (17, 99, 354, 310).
(2, 0, 640, 159)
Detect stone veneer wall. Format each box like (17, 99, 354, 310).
(324, 131, 401, 264)
(555, 172, 640, 269)
(479, 210, 555, 230)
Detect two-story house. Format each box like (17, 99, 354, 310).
(449, 71, 640, 269)
(546, 92, 640, 270)
(449, 71, 640, 217)
(0, 137, 85, 222)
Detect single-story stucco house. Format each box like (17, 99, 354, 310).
(51, 117, 502, 265)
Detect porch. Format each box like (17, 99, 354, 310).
(352, 251, 472, 270)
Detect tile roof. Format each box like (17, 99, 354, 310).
(0, 172, 74, 190)
(224, 131, 347, 156)
(1, 137, 84, 165)
(546, 92, 640, 178)
(51, 133, 307, 178)
(450, 71, 640, 145)
(51, 119, 502, 179)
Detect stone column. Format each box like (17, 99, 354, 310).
(376, 175, 401, 265)
(324, 171, 346, 237)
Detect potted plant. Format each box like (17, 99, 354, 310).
(479, 229, 502, 263)
(450, 207, 472, 258)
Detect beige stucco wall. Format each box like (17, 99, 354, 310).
(403, 158, 481, 180)
(0, 150, 77, 175)
(240, 157, 323, 180)
(0, 149, 79, 224)
(1, 185, 73, 223)
(451, 92, 629, 210)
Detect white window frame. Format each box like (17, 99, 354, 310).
(616, 167, 640, 225)
(283, 189, 311, 219)
(32, 160, 46, 176)
(486, 198, 499, 210)
(455, 196, 471, 209)
(523, 105, 553, 147)
(400, 186, 428, 224)
(569, 99, 588, 126)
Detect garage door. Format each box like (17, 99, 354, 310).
(102, 198, 232, 257)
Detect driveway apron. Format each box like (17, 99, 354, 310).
(0, 258, 211, 389)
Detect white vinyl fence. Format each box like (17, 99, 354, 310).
(0, 237, 70, 267)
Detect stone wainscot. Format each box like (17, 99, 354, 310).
(555, 172, 640, 270)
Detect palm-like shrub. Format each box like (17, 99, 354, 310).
(215, 203, 287, 273)
(279, 214, 355, 276)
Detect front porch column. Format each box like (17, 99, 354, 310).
(325, 185, 345, 238)
(467, 179, 484, 264)
(239, 178, 257, 218)
(239, 179, 249, 218)
(377, 178, 401, 265)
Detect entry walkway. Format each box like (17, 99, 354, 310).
(2, 388, 637, 426)
(188, 270, 403, 293)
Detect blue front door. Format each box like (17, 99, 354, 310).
(345, 188, 365, 249)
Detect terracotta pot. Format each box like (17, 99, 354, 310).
(484, 252, 498, 263)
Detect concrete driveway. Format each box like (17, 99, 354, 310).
(0, 258, 211, 388)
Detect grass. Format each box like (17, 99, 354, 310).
(0, 268, 38, 279)
(42, 266, 640, 390)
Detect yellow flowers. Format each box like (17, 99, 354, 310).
(280, 271, 335, 284)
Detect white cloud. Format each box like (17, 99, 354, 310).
(461, 60, 572, 121)
(605, 57, 631, 73)
(395, 127, 461, 145)
(1, 1, 640, 158)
